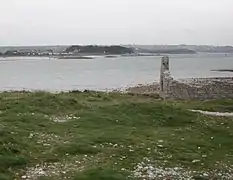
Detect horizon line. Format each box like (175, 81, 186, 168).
(0, 44, 233, 47)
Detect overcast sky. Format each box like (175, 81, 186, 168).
(0, 0, 232, 46)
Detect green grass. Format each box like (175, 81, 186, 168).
(0, 91, 233, 179)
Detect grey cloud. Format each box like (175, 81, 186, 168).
(0, 0, 232, 45)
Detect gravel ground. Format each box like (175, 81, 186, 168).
(124, 77, 233, 94)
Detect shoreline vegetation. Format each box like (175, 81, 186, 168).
(1, 90, 233, 179)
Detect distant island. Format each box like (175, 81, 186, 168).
(0, 45, 134, 57)
(65, 45, 133, 55)
(0, 44, 233, 57)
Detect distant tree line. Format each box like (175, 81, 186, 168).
(65, 45, 134, 54)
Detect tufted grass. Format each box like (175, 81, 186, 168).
(0, 91, 233, 179)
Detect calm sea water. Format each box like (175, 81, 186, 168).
(0, 54, 232, 91)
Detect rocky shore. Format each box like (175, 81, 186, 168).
(125, 77, 233, 96)
(177, 77, 233, 87)
(125, 82, 160, 94)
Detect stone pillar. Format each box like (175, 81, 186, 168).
(160, 56, 170, 93)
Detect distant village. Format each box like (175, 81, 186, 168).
(0, 48, 84, 57)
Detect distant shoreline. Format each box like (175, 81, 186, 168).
(211, 69, 233, 72)
(1, 45, 233, 57)
(57, 56, 94, 60)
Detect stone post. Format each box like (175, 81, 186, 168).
(160, 56, 170, 98)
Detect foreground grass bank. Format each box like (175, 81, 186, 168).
(0, 91, 233, 180)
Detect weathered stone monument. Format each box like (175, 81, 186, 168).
(160, 56, 169, 91)
(160, 56, 173, 99)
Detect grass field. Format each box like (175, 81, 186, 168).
(0, 91, 233, 180)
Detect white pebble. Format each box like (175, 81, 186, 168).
(192, 159, 201, 163)
(157, 145, 163, 148)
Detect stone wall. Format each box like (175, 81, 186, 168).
(160, 56, 233, 100)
